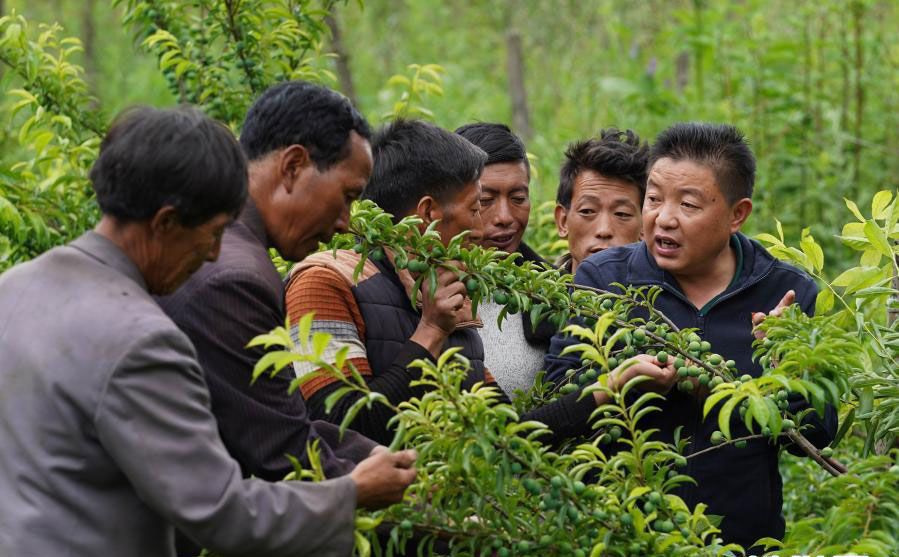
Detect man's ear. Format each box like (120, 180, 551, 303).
(554, 204, 568, 238)
(277, 144, 313, 194)
(730, 198, 753, 232)
(149, 205, 181, 237)
(416, 196, 442, 226)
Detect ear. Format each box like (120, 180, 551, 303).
(277, 144, 313, 194)
(149, 206, 181, 238)
(554, 204, 568, 238)
(730, 198, 753, 232)
(415, 196, 442, 227)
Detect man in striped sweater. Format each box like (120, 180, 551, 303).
(286, 119, 641, 447)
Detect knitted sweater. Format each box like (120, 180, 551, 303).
(285, 249, 597, 447)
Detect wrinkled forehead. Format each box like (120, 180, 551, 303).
(647, 157, 719, 194)
(573, 170, 642, 206)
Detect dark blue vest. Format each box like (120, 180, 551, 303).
(353, 257, 487, 383)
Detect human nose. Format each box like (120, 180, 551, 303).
(594, 212, 614, 239)
(492, 198, 514, 227)
(334, 202, 352, 235)
(655, 202, 678, 229)
(206, 236, 223, 262)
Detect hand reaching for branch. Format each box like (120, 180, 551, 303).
(752, 289, 795, 340)
(609, 354, 678, 395)
(351, 449, 418, 510)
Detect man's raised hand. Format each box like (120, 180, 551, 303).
(752, 289, 795, 339)
(609, 354, 678, 395)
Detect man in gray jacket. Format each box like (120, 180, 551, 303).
(0, 107, 416, 556)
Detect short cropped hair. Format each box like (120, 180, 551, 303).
(557, 128, 649, 209)
(649, 122, 755, 203)
(455, 122, 528, 176)
(363, 119, 487, 220)
(239, 80, 371, 169)
(90, 106, 247, 227)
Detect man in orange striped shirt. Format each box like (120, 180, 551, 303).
(286, 119, 607, 448)
(286, 119, 490, 445)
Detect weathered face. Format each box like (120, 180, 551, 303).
(270, 131, 373, 261)
(555, 170, 642, 271)
(434, 180, 484, 247)
(643, 157, 749, 277)
(477, 161, 530, 253)
(149, 212, 232, 295)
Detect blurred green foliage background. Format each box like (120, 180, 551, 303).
(2, 0, 898, 268)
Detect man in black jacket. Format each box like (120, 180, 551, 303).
(544, 122, 836, 550)
(553, 129, 647, 275)
(156, 82, 413, 489)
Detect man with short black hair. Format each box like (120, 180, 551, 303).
(286, 119, 490, 444)
(156, 81, 409, 490)
(455, 122, 555, 395)
(544, 122, 836, 549)
(554, 128, 648, 273)
(287, 119, 605, 447)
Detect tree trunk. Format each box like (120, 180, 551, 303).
(675, 51, 690, 93)
(851, 0, 864, 198)
(0, 0, 4, 80)
(325, 8, 358, 108)
(505, 30, 532, 140)
(81, 0, 97, 91)
(691, 0, 705, 103)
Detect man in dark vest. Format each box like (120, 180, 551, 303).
(285, 119, 491, 445)
(286, 119, 617, 448)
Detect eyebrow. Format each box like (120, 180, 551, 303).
(646, 179, 706, 199)
(576, 193, 637, 206)
(680, 186, 706, 198)
(611, 199, 638, 209)
(481, 185, 530, 195)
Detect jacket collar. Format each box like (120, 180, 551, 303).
(515, 242, 556, 345)
(625, 232, 775, 294)
(555, 252, 574, 275)
(516, 242, 550, 267)
(70, 230, 148, 291)
(237, 197, 269, 248)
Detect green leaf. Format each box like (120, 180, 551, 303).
(833, 407, 855, 446)
(703, 389, 734, 418)
(845, 198, 867, 222)
(717, 394, 745, 439)
(748, 395, 770, 428)
(863, 220, 893, 258)
(298, 311, 314, 350)
(338, 397, 370, 439)
(872, 190, 893, 219)
(755, 232, 783, 246)
(815, 288, 834, 314)
(861, 248, 883, 267)
(831, 265, 881, 288)
(799, 229, 824, 272)
(324, 386, 353, 414)
(312, 332, 330, 358)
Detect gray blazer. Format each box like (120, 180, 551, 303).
(0, 231, 356, 557)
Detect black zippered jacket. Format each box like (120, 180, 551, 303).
(543, 233, 837, 549)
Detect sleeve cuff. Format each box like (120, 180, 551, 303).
(399, 339, 435, 365)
